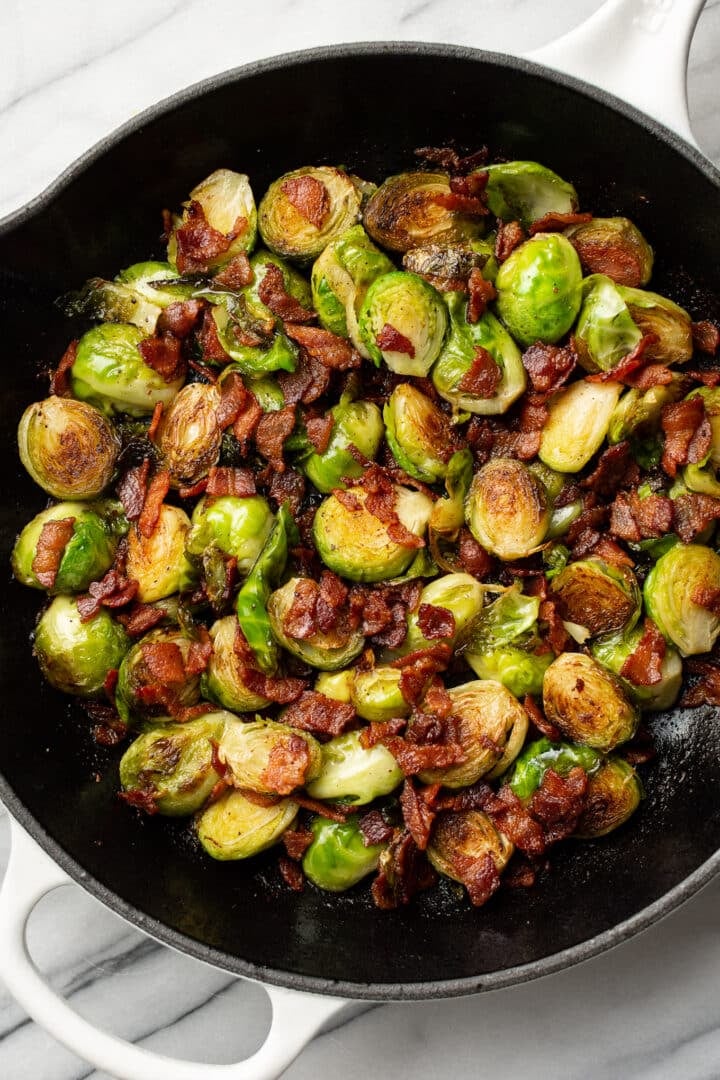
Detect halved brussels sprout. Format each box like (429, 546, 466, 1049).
(311, 224, 394, 352)
(167, 169, 257, 270)
(18, 397, 120, 500)
(350, 666, 409, 723)
(565, 217, 653, 287)
(683, 462, 720, 499)
(617, 286, 693, 364)
(542, 653, 639, 751)
(483, 161, 578, 229)
(591, 626, 682, 711)
(417, 680, 529, 788)
(384, 384, 450, 483)
(644, 543, 720, 656)
(218, 718, 322, 795)
(551, 558, 641, 638)
(427, 809, 514, 903)
(115, 627, 204, 724)
(608, 380, 683, 444)
(313, 486, 432, 583)
(539, 379, 622, 473)
(126, 505, 196, 603)
(465, 458, 550, 561)
(495, 234, 583, 346)
(402, 241, 490, 293)
(466, 647, 553, 699)
(155, 383, 222, 488)
(314, 669, 355, 703)
(363, 171, 485, 253)
(258, 166, 362, 263)
(186, 495, 274, 572)
(71, 323, 184, 417)
(687, 387, 720, 468)
(34, 596, 130, 697)
(117, 261, 196, 307)
(197, 788, 298, 861)
(305, 729, 404, 805)
(505, 736, 601, 802)
(119, 713, 227, 816)
(574, 274, 643, 373)
(397, 572, 485, 657)
(302, 814, 386, 892)
(463, 584, 551, 699)
(12, 501, 120, 594)
(427, 448, 473, 568)
(210, 302, 298, 376)
(431, 295, 526, 415)
(58, 280, 163, 335)
(267, 578, 365, 671)
(200, 616, 271, 713)
(296, 395, 384, 493)
(358, 271, 447, 376)
(574, 758, 643, 839)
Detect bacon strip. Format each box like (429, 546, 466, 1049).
(376, 323, 415, 357)
(660, 397, 712, 478)
(214, 253, 254, 290)
(280, 175, 330, 229)
(138, 470, 171, 538)
(174, 200, 247, 274)
(32, 518, 75, 588)
(284, 324, 361, 370)
(620, 618, 666, 687)
(458, 346, 501, 397)
(528, 211, 592, 235)
(49, 339, 78, 396)
(205, 466, 256, 497)
(280, 691, 357, 738)
(156, 299, 204, 338)
(494, 220, 525, 262)
(586, 334, 659, 385)
(673, 492, 720, 543)
(255, 404, 297, 471)
(258, 264, 316, 323)
(692, 320, 720, 355)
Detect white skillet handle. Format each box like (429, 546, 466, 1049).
(526, 0, 705, 145)
(0, 817, 348, 1080)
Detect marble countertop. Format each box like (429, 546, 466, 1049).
(1, 1, 720, 1076)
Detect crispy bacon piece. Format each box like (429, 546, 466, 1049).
(458, 528, 493, 579)
(610, 489, 674, 542)
(258, 263, 316, 323)
(137, 333, 185, 384)
(281, 175, 330, 229)
(138, 470, 170, 538)
(623, 363, 674, 391)
(292, 793, 353, 822)
(359, 810, 394, 847)
(503, 857, 537, 890)
(83, 699, 128, 746)
(691, 582, 720, 615)
(118, 788, 158, 815)
(528, 211, 592, 236)
(283, 578, 318, 640)
(381, 734, 464, 777)
(353, 465, 425, 550)
(282, 827, 314, 861)
(157, 299, 204, 338)
(305, 414, 334, 454)
(360, 718, 407, 749)
(284, 324, 361, 370)
(529, 767, 588, 845)
(197, 305, 230, 364)
(280, 691, 357, 738)
(185, 628, 213, 677)
(278, 855, 305, 891)
(117, 602, 167, 637)
(371, 831, 437, 910)
(391, 643, 452, 705)
(232, 393, 263, 449)
(586, 334, 659, 386)
(433, 172, 489, 217)
(255, 404, 297, 471)
(673, 492, 720, 543)
(495, 219, 526, 262)
(569, 227, 647, 287)
(261, 734, 311, 795)
(661, 396, 712, 478)
(268, 468, 306, 516)
(581, 442, 639, 498)
(461, 851, 503, 908)
(524, 694, 560, 741)
(413, 145, 488, 173)
(215, 370, 248, 430)
(147, 402, 164, 442)
(277, 350, 330, 405)
(488, 786, 547, 857)
(620, 618, 665, 687)
(141, 640, 187, 685)
(32, 517, 75, 588)
(375, 323, 415, 357)
(539, 597, 569, 655)
(174, 200, 247, 274)
(232, 629, 306, 704)
(692, 320, 720, 355)
(77, 568, 138, 622)
(213, 253, 254, 290)
(400, 779, 437, 850)
(315, 571, 349, 633)
(466, 268, 497, 323)
(416, 604, 456, 641)
(681, 657, 720, 707)
(458, 346, 501, 397)
(49, 339, 77, 396)
(522, 341, 577, 394)
(591, 536, 635, 568)
(178, 478, 209, 500)
(205, 466, 256, 497)
(686, 369, 720, 387)
(565, 503, 609, 561)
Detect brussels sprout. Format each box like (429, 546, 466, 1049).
(687, 387, 720, 468)
(428, 448, 473, 570)
(311, 224, 394, 353)
(608, 381, 683, 444)
(197, 788, 298, 861)
(483, 161, 578, 229)
(117, 261, 196, 307)
(303, 814, 386, 892)
(258, 166, 362, 263)
(426, 810, 514, 902)
(617, 286, 693, 364)
(236, 504, 296, 675)
(363, 171, 484, 252)
(71, 323, 184, 417)
(464, 583, 540, 649)
(119, 714, 227, 816)
(155, 383, 222, 488)
(543, 653, 639, 751)
(397, 572, 485, 657)
(350, 666, 409, 723)
(12, 501, 120, 593)
(539, 379, 622, 473)
(565, 217, 654, 287)
(384, 384, 450, 483)
(358, 271, 447, 377)
(245, 249, 313, 319)
(34, 596, 130, 697)
(574, 758, 643, 839)
(683, 462, 720, 499)
(305, 729, 403, 804)
(218, 718, 322, 795)
(167, 169, 257, 270)
(58, 279, 163, 334)
(296, 395, 384, 493)
(314, 669, 355, 703)
(267, 578, 365, 671)
(402, 241, 491, 293)
(465, 458, 550, 561)
(466, 647, 553, 699)
(313, 485, 432, 583)
(243, 373, 285, 413)
(417, 680, 529, 788)
(186, 495, 274, 571)
(644, 543, 720, 656)
(126, 505, 196, 603)
(574, 275, 643, 373)
(200, 616, 271, 713)
(591, 626, 682, 711)
(115, 627, 205, 724)
(464, 584, 551, 698)
(18, 397, 120, 500)
(210, 302, 298, 376)
(495, 234, 583, 347)
(551, 558, 641, 638)
(431, 294, 526, 415)
(505, 736, 602, 802)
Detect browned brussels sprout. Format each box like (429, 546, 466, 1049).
(197, 789, 298, 861)
(618, 286, 693, 363)
(115, 627, 205, 724)
(18, 398, 120, 500)
(550, 558, 641, 639)
(126, 505, 197, 603)
(200, 616, 271, 713)
(574, 758, 643, 839)
(218, 718, 322, 795)
(267, 577, 365, 671)
(427, 809, 513, 904)
(155, 383, 222, 488)
(565, 217, 654, 287)
(465, 458, 550, 561)
(363, 172, 484, 253)
(167, 169, 257, 271)
(258, 166, 362, 263)
(543, 653, 639, 752)
(384, 383, 451, 483)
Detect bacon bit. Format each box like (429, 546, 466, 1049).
(360, 718, 407, 749)
(490, 787, 548, 856)
(77, 569, 138, 622)
(185, 628, 213, 677)
(50, 339, 77, 396)
(118, 789, 159, 815)
(214, 253, 254, 290)
(282, 827, 314, 861)
(174, 200, 247, 274)
(281, 175, 330, 230)
(137, 470, 170, 538)
(284, 324, 361, 370)
(691, 583, 720, 615)
(673, 492, 720, 543)
(32, 518, 75, 588)
(255, 404, 297, 471)
(117, 459, 151, 522)
(522, 341, 577, 394)
(117, 602, 167, 637)
(391, 643, 453, 705)
(103, 668, 119, 700)
(686, 369, 720, 387)
(142, 404, 162, 446)
(316, 571, 349, 633)
(335, 488, 362, 512)
(416, 603, 456, 641)
(495, 219, 526, 262)
(178, 477, 209, 500)
(620, 618, 666, 687)
(283, 579, 318, 640)
(138, 333, 185, 384)
(586, 334, 659, 385)
(383, 737, 464, 776)
(681, 657, 720, 707)
(539, 598, 569, 655)
(624, 363, 674, 391)
(528, 211, 592, 236)
(142, 640, 187, 685)
(157, 299, 204, 338)
(529, 767, 588, 845)
(277, 350, 330, 405)
(214, 370, 247, 430)
(524, 694, 560, 741)
(355, 465, 426, 550)
(433, 190, 488, 217)
(581, 442, 639, 499)
(692, 320, 720, 355)
(268, 468, 306, 516)
(569, 228, 647, 287)
(278, 855, 305, 891)
(258, 263, 316, 323)
(566, 503, 610, 560)
(423, 682, 453, 719)
(292, 793, 353, 822)
(232, 630, 306, 704)
(371, 831, 437, 910)
(610, 489, 674, 542)
(457, 528, 493, 579)
(281, 691, 357, 738)
(205, 465, 256, 498)
(592, 537, 635, 567)
(400, 779, 436, 850)
(413, 145, 488, 173)
(661, 397, 712, 478)
(175, 702, 217, 723)
(305, 414, 334, 454)
(86, 703, 128, 748)
(375, 323, 416, 357)
(503, 857, 537, 889)
(232, 394, 263, 449)
(359, 810, 394, 847)
(261, 734, 311, 795)
(197, 306, 231, 364)
(465, 268, 497, 324)
(458, 346, 501, 398)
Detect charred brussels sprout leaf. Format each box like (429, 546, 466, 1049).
(483, 161, 578, 229)
(551, 558, 641, 639)
(506, 736, 601, 803)
(644, 543, 720, 656)
(235, 504, 297, 674)
(384, 383, 450, 483)
(617, 286, 693, 363)
(495, 233, 582, 347)
(71, 323, 183, 417)
(296, 395, 384, 493)
(126, 505, 196, 603)
(305, 729, 404, 804)
(543, 653, 639, 751)
(303, 815, 386, 892)
(218, 718, 322, 795)
(18, 398, 120, 500)
(591, 626, 682, 711)
(211, 302, 298, 376)
(156, 383, 222, 488)
(167, 169, 257, 270)
(574, 758, 643, 838)
(34, 596, 130, 697)
(363, 171, 484, 252)
(539, 379, 622, 473)
(201, 616, 271, 713)
(427, 809, 514, 897)
(115, 627, 205, 725)
(187, 495, 274, 572)
(359, 271, 447, 376)
(258, 166, 362, 263)
(465, 458, 550, 561)
(267, 578, 365, 671)
(12, 502, 121, 594)
(350, 666, 409, 723)
(565, 217, 654, 287)
(574, 274, 643, 373)
(197, 789, 298, 861)
(311, 224, 394, 352)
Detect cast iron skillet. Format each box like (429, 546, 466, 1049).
(1, 42, 720, 1003)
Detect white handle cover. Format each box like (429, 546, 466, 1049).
(0, 817, 348, 1080)
(527, 0, 705, 144)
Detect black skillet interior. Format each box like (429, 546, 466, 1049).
(1, 46, 720, 1000)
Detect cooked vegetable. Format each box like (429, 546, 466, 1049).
(71, 323, 183, 416)
(464, 584, 551, 698)
(235, 504, 296, 675)
(363, 171, 484, 252)
(403, 241, 491, 291)
(398, 572, 485, 656)
(201, 616, 271, 713)
(644, 543, 720, 656)
(18, 397, 120, 500)
(117, 261, 196, 306)
(543, 653, 639, 751)
(384, 383, 450, 483)
(483, 161, 578, 228)
(574, 758, 643, 838)
(305, 729, 403, 804)
(115, 627, 205, 724)
(314, 669, 354, 703)
(155, 383, 222, 488)
(350, 666, 409, 723)
(506, 737, 601, 802)
(687, 387, 720, 468)
(267, 577, 365, 670)
(258, 166, 362, 262)
(427, 810, 514, 899)
(358, 271, 448, 376)
(495, 234, 583, 346)
(428, 448, 473, 568)
(302, 815, 386, 892)
(218, 718, 322, 795)
(34, 596, 130, 697)
(591, 625, 683, 711)
(618, 285, 693, 363)
(539, 379, 622, 472)
(565, 217, 653, 287)
(210, 301, 298, 376)
(12, 501, 121, 593)
(197, 789, 298, 861)
(296, 394, 383, 493)
(465, 458, 549, 560)
(167, 169, 257, 269)
(608, 380, 683, 444)
(551, 558, 641, 638)
(126, 505, 196, 603)
(311, 224, 394, 351)
(186, 495, 274, 571)
(246, 250, 313, 317)
(574, 274, 643, 373)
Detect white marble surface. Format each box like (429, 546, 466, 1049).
(1, 1, 720, 1077)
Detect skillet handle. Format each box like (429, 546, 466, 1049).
(526, 0, 705, 145)
(0, 817, 350, 1080)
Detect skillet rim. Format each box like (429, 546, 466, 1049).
(1, 39, 719, 1001)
